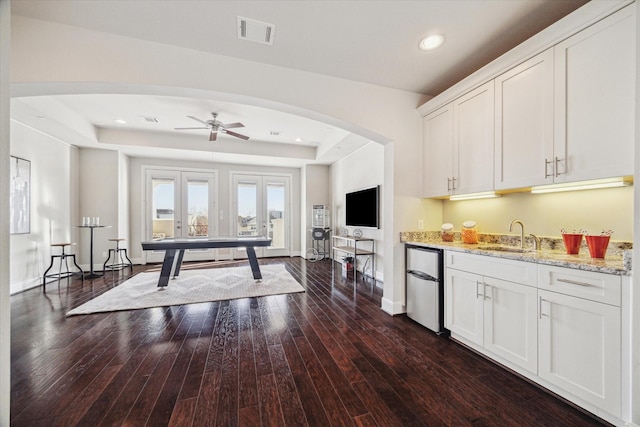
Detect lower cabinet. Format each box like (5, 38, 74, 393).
(445, 254, 538, 374)
(445, 251, 625, 422)
(538, 273, 622, 418)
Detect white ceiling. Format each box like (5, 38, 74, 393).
(11, 0, 588, 167)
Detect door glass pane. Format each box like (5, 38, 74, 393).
(267, 183, 285, 248)
(187, 179, 209, 237)
(152, 178, 175, 239)
(237, 182, 257, 237)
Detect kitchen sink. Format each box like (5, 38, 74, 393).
(480, 245, 534, 254)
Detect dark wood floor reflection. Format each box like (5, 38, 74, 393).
(11, 257, 608, 426)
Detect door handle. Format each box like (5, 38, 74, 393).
(483, 283, 491, 300)
(544, 158, 553, 178)
(539, 297, 549, 319)
(557, 278, 591, 287)
(554, 156, 563, 177)
(476, 281, 484, 299)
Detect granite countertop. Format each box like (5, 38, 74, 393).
(400, 231, 631, 276)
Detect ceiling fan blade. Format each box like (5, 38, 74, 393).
(221, 122, 244, 129)
(223, 129, 250, 140)
(209, 130, 217, 142)
(174, 127, 210, 130)
(187, 115, 210, 126)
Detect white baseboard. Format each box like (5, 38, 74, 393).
(381, 297, 403, 315)
(10, 278, 41, 295)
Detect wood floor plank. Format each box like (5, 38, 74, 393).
(10, 258, 611, 427)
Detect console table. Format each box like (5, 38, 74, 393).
(332, 235, 375, 283)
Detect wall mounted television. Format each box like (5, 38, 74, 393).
(345, 186, 379, 228)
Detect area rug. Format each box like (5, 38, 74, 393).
(66, 264, 304, 316)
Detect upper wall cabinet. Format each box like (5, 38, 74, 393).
(494, 49, 554, 190)
(423, 81, 494, 198)
(553, 5, 635, 183)
(421, 3, 635, 196)
(422, 103, 454, 197)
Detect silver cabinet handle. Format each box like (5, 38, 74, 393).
(544, 158, 553, 178)
(539, 297, 549, 319)
(452, 177, 457, 190)
(476, 281, 484, 299)
(554, 156, 563, 177)
(557, 278, 591, 287)
(483, 283, 491, 300)
(447, 178, 452, 192)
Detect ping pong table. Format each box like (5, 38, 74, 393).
(141, 236, 272, 287)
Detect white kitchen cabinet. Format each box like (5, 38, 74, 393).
(422, 103, 453, 197)
(454, 81, 495, 195)
(445, 268, 484, 346)
(483, 276, 538, 374)
(422, 81, 494, 197)
(553, 4, 635, 182)
(445, 252, 538, 373)
(538, 289, 621, 417)
(494, 49, 554, 189)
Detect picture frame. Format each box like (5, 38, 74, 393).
(10, 156, 31, 234)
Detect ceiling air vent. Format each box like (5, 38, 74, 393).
(237, 16, 275, 46)
(140, 116, 158, 123)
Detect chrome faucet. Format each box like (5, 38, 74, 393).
(509, 219, 525, 249)
(529, 233, 541, 251)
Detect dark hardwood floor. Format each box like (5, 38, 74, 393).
(10, 257, 609, 426)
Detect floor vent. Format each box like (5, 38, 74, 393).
(237, 16, 275, 45)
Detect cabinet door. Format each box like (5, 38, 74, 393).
(483, 277, 538, 373)
(495, 49, 554, 189)
(422, 103, 454, 197)
(454, 80, 495, 195)
(554, 4, 635, 183)
(538, 290, 621, 417)
(445, 268, 484, 346)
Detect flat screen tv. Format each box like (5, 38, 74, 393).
(345, 186, 379, 228)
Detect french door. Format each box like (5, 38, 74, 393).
(232, 173, 291, 258)
(144, 168, 217, 263)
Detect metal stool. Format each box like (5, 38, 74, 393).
(42, 243, 84, 291)
(103, 238, 133, 271)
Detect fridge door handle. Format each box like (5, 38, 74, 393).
(407, 270, 439, 282)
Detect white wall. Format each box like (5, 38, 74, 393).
(331, 142, 384, 279)
(78, 148, 120, 270)
(301, 164, 331, 256)
(0, 0, 10, 423)
(9, 121, 77, 294)
(118, 152, 130, 251)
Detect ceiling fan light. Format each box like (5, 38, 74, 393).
(419, 34, 444, 51)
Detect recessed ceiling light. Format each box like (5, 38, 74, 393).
(419, 34, 444, 51)
(114, 118, 127, 124)
(295, 137, 303, 143)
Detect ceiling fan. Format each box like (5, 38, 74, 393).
(174, 112, 249, 141)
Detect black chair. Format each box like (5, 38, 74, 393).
(42, 243, 84, 291)
(103, 238, 133, 271)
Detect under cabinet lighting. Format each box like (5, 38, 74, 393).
(449, 191, 500, 201)
(531, 177, 631, 194)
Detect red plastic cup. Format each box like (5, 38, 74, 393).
(562, 233, 583, 255)
(585, 235, 610, 259)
